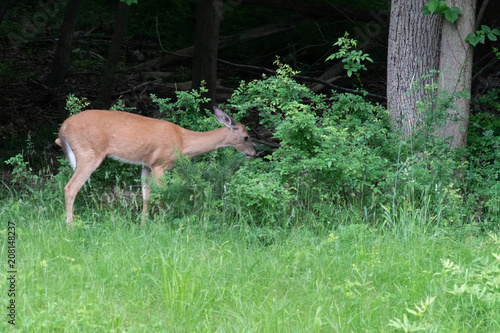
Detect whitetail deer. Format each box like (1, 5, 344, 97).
(55, 106, 256, 228)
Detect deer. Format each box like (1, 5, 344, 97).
(55, 106, 256, 228)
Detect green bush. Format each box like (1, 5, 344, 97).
(227, 60, 398, 219)
(226, 60, 499, 226)
(466, 90, 500, 222)
(151, 85, 213, 132)
(152, 150, 246, 221)
(226, 160, 293, 224)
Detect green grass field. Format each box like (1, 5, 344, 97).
(1, 195, 499, 332)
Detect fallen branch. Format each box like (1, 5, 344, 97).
(114, 80, 159, 96)
(218, 59, 386, 100)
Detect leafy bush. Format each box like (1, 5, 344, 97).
(466, 90, 500, 222)
(325, 32, 373, 79)
(225, 60, 401, 223)
(226, 160, 294, 224)
(229, 58, 325, 130)
(4, 153, 39, 194)
(152, 151, 239, 217)
(151, 84, 214, 132)
(226, 60, 499, 226)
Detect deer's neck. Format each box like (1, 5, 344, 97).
(180, 127, 230, 158)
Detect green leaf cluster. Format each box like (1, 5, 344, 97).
(325, 32, 373, 78)
(151, 83, 214, 132)
(466, 25, 500, 46)
(423, 0, 462, 23)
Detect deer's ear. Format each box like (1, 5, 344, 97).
(214, 106, 236, 129)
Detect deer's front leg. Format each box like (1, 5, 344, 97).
(141, 167, 152, 227)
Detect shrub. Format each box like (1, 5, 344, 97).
(226, 160, 293, 224)
(227, 59, 398, 219)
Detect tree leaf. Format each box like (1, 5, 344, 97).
(465, 33, 480, 46)
(444, 8, 460, 23)
(450, 6, 462, 15)
(481, 25, 491, 33)
(424, 0, 438, 13)
(438, 0, 448, 12)
(487, 33, 498, 42)
(444, 11, 455, 22)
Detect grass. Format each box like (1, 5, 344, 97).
(1, 193, 499, 332)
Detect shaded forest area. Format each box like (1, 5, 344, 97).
(0, 0, 499, 163)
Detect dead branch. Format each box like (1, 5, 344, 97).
(217, 59, 386, 100)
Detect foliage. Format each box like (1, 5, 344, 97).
(49, 58, 500, 230)
(466, 90, 500, 222)
(423, 0, 462, 23)
(65, 94, 90, 117)
(228, 59, 399, 223)
(227, 61, 499, 225)
(151, 150, 248, 224)
(325, 32, 373, 78)
(111, 96, 136, 112)
(229, 58, 316, 130)
(4, 153, 39, 194)
(406, 69, 470, 147)
(494, 47, 500, 60)
(440, 248, 500, 315)
(226, 160, 294, 224)
(388, 297, 436, 332)
(466, 25, 500, 46)
(151, 84, 214, 132)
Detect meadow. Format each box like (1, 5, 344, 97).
(1, 192, 499, 332)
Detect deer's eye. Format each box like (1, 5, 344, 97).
(243, 136, 249, 142)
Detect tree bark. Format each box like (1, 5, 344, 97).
(192, 0, 222, 115)
(0, 0, 10, 25)
(387, 0, 442, 137)
(95, 0, 129, 109)
(44, 0, 81, 88)
(437, 0, 477, 148)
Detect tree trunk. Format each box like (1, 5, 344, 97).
(44, 0, 81, 88)
(192, 0, 222, 115)
(437, 0, 477, 148)
(0, 0, 10, 25)
(387, 0, 442, 137)
(95, 0, 129, 109)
